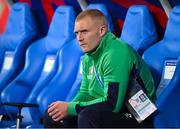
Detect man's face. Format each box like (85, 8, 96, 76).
(74, 16, 104, 53)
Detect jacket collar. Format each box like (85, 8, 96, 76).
(87, 32, 116, 59)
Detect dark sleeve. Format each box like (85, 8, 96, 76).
(75, 82, 119, 114)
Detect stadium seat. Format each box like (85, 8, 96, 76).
(21, 40, 83, 125)
(0, 3, 38, 105)
(87, 3, 114, 32)
(0, 5, 76, 123)
(37, 38, 83, 116)
(154, 57, 180, 128)
(120, 5, 157, 55)
(143, 6, 180, 128)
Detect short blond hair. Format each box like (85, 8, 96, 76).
(76, 9, 107, 27)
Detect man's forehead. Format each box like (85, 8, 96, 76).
(74, 22, 90, 32)
(75, 17, 96, 28)
(76, 15, 93, 23)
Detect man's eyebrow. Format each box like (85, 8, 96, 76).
(74, 29, 88, 33)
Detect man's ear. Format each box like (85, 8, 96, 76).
(100, 25, 107, 37)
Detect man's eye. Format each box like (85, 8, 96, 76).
(82, 31, 87, 34)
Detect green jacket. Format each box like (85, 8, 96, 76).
(68, 32, 155, 116)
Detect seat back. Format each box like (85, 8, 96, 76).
(21, 39, 83, 125)
(87, 3, 114, 32)
(46, 6, 76, 52)
(37, 39, 83, 115)
(1, 6, 76, 118)
(143, 6, 180, 87)
(143, 6, 180, 128)
(120, 5, 157, 55)
(154, 57, 180, 128)
(0, 3, 38, 94)
(0, 3, 38, 115)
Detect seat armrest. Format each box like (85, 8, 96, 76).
(1, 102, 39, 108)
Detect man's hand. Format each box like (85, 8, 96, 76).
(48, 101, 68, 122)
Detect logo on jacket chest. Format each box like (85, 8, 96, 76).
(87, 66, 93, 79)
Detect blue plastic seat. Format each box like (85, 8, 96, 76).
(154, 57, 180, 128)
(0, 3, 38, 103)
(143, 6, 180, 128)
(0, 5, 76, 121)
(120, 5, 157, 55)
(21, 40, 83, 125)
(87, 3, 114, 32)
(22, 40, 83, 127)
(36, 38, 83, 116)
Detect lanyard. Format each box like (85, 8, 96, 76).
(93, 66, 104, 90)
